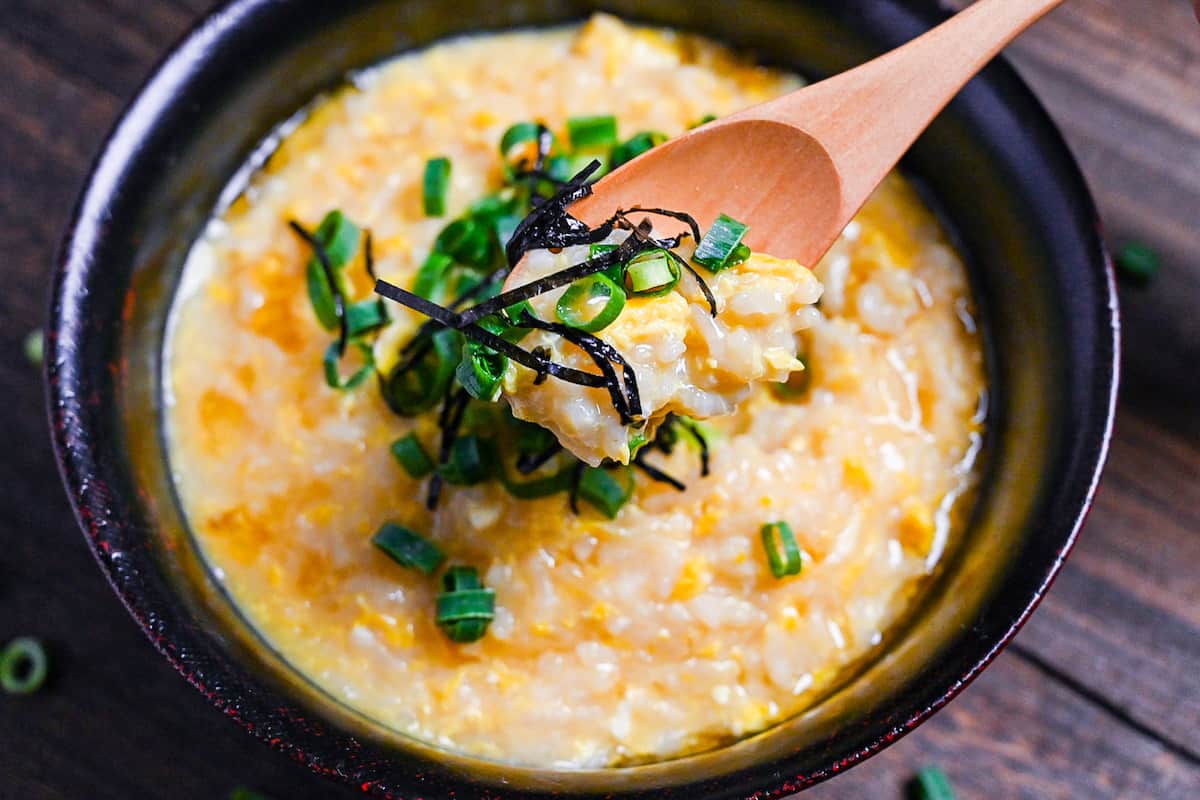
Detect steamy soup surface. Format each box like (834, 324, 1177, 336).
(166, 16, 986, 767)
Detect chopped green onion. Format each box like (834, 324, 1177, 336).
(451, 268, 486, 298)
(727, 242, 752, 268)
(1115, 241, 1160, 285)
(548, 152, 609, 182)
(556, 273, 626, 332)
(469, 191, 518, 222)
(501, 462, 576, 499)
(502, 299, 536, 327)
(436, 566, 495, 643)
(313, 210, 361, 268)
(391, 433, 435, 478)
(909, 766, 955, 800)
(345, 299, 388, 337)
(230, 789, 273, 800)
(372, 522, 445, 576)
(23, 329, 43, 366)
(306, 258, 344, 331)
(459, 401, 496, 430)
(304, 210, 360, 330)
(590, 243, 625, 283)
(441, 435, 494, 485)
(578, 465, 635, 518)
(0, 637, 48, 695)
(499, 121, 545, 162)
(628, 430, 649, 455)
(624, 249, 680, 296)
(690, 113, 717, 128)
(322, 339, 374, 391)
(567, 114, 618, 150)
(772, 356, 811, 400)
(694, 213, 750, 271)
(412, 251, 455, 300)
(760, 521, 802, 578)
(512, 417, 557, 455)
(435, 217, 493, 269)
(610, 131, 667, 168)
(443, 564, 482, 591)
(456, 340, 508, 401)
(422, 156, 452, 217)
(381, 328, 461, 415)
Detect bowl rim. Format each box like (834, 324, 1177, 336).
(46, 0, 1119, 796)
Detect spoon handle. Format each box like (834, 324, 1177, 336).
(754, 0, 1066, 224)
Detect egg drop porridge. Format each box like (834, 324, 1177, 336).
(166, 16, 986, 767)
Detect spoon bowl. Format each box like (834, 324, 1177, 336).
(567, 118, 843, 261)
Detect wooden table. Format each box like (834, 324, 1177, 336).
(2, 1, 1197, 797)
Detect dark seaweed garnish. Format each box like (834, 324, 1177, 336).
(363, 230, 389, 322)
(504, 160, 610, 266)
(679, 419, 711, 477)
(666, 248, 718, 317)
(288, 220, 348, 355)
(517, 441, 563, 475)
(515, 311, 642, 424)
(428, 387, 471, 509)
(457, 214, 684, 328)
(631, 452, 687, 491)
(375, 280, 608, 390)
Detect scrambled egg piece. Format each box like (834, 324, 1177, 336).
(504, 237, 823, 465)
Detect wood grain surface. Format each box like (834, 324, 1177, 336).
(1, 1, 1197, 798)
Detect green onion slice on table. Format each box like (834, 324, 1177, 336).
(910, 765, 956, 800)
(0, 636, 48, 695)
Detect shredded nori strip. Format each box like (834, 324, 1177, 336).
(456, 245, 629, 326)
(516, 441, 563, 475)
(373, 161, 727, 430)
(399, 267, 510, 363)
(568, 461, 586, 514)
(363, 230, 389, 321)
(376, 280, 609, 389)
(517, 312, 642, 424)
(680, 420, 711, 477)
(288, 220, 348, 355)
(632, 452, 687, 491)
(664, 249, 718, 317)
(504, 160, 610, 266)
(531, 346, 551, 385)
(620, 206, 703, 244)
(427, 387, 471, 509)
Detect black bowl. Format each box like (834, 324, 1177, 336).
(48, 0, 1118, 797)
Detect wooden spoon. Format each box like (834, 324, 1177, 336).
(507, 0, 1064, 283)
